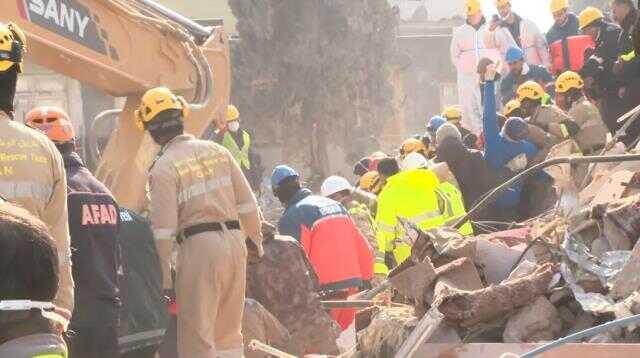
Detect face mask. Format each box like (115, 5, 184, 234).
(228, 121, 240, 132)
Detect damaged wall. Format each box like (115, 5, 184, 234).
(229, 0, 397, 183)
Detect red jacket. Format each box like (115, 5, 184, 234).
(301, 214, 374, 292)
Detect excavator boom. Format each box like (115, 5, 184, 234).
(2, 0, 230, 211)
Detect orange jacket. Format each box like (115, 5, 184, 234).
(301, 214, 374, 292)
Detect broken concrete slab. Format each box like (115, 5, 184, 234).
(432, 257, 484, 302)
(474, 239, 536, 285)
(437, 263, 556, 327)
(503, 296, 562, 343)
(566, 312, 596, 335)
(504, 260, 538, 283)
(610, 239, 640, 299)
(388, 257, 436, 301)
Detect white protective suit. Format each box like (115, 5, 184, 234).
(450, 21, 516, 134)
(514, 17, 551, 67)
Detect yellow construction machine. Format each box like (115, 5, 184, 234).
(2, 0, 230, 213)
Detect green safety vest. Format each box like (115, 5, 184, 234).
(435, 182, 474, 236)
(222, 130, 251, 170)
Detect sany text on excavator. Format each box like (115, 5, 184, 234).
(3, 0, 230, 213)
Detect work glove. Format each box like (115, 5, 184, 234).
(484, 63, 498, 82)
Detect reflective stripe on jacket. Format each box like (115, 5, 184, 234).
(278, 189, 374, 291)
(375, 169, 445, 274)
(435, 182, 474, 236)
(222, 130, 251, 170)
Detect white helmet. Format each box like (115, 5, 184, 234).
(401, 152, 430, 171)
(320, 176, 353, 197)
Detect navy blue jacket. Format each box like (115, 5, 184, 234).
(278, 189, 347, 242)
(546, 13, 579, 45)
(63, 151, 121, 326)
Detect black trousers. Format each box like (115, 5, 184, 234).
(67, 324, 119, 358)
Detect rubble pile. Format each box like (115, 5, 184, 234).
(351, 146, 640, 356)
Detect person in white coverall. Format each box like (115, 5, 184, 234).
(450, 0, 516, 134)
(495, 0, 551, 68)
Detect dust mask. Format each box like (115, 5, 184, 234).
(228, 121, 240, 132)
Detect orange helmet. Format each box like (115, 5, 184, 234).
(25, 106, 75, 143)
(400, 138, 426, 158)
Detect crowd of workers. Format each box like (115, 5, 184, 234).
(2, 0, 640, 357)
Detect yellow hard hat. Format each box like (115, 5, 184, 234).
(359, 171, 383, 195)
(503, 100, 521, 117)
(555, 71, 584, 93)
(579, 7, 604, 30)
(134, 87, 189, 131)
(495, 0, 511, 8)
(401, 138, 426, 157)
(227, 104, 240, 122)
(550, 0, 570, 13)
(465, 0, 482, 16)
(0, 23, 27, 73)
(516, 81, 546, 102)
(441, 105, 462, 122)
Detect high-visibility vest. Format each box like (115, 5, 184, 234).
(222, 130, 251, 170)
(375, 169, 446, 274)
(435, 182, 474, 236)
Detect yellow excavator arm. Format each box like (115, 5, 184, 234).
(2, 0, 230, 212)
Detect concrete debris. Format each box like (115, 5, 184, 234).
(504, 260, 538, 282)
(610, 239, 640, 299)
(388, 257, 436, 302)
(354, 306, 459, 357)
(566, 312, 597, 335)
(351, 164, 640, 354)
(503, 296, 562, 343)
(437, 263, 556, 327)
(432, 258, 484, 303)
(474, 239, 535, 285)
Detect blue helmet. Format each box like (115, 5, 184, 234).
(271, 165, 299, 188)
(503, 117, 529, 141)
(427, 116, 447, 133)
(506, 46, 524, 64)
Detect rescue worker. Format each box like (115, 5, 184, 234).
(450, 0, 517, 134)
(400, 137, 428, 160)
(495, 0, 551, 67)
(0, 202, 68, 358)
(271, 165, 373, 330)
(579, 7, 625, 132)
(138, 87, 263, 357)
(321, 175, 378, 252)
(555, 71, 608, 154)
(434, 123, 496, 216)
(481, 63, 539, 221)
(503, 99, 523, 118)
(25, 107, 121, 358)
(546, 0, 580, 54)
(359, 170, 384, 196)
(0, 22, 74, 317)
(374, 154, 447, 274)
(215, 104, 261, 190)
(246, 222, 340, 356)
(500, 46, 553, 104)
(516, 80, 579, 162)
(442, 106, 478, 149)
(400, 152, 474, 235)
(611, 0, 640, 144)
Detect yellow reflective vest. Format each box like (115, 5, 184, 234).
(435, 182, 474, 236)
(375, 169, 445, 274)
(222, 130, 251, 170)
